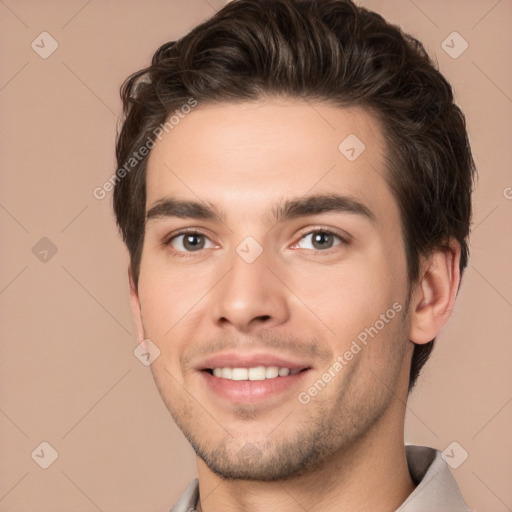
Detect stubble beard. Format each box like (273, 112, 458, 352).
(153, 347, 407, 480)
(151, 306, 410, 481)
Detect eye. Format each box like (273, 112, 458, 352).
(295, 230, 344, 251)
(168, 232, 215, 253)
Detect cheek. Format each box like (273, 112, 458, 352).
(298, 247, 406, 350)
(140, 243, 211, 293)
(137, 259, 198, 339)
(137, 277, 190, 381)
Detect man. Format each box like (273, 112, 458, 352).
(113, 0, 475, 510)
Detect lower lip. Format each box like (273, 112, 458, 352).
(199, 370, 310, 404)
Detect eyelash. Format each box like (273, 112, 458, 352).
(164, 228, 348, 257)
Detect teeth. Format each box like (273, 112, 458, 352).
(221, 367, 233, 379)
(210, 366, 300, 381)
(232, 368, 248, 380)
(265, 366, 279, 379)
(248, 366, 266, 381)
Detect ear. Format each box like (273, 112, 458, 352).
(129, 267, 146, 343)
(409, 239, 461, 344)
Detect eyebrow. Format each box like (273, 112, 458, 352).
(146, 194, 376, 225)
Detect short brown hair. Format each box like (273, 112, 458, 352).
(113, 0, 476, 390)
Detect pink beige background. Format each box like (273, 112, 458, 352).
(1, 1, 511, 511)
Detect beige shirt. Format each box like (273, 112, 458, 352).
(170, 445, 473, 512)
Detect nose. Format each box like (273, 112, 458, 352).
(209, 246, 290, 333)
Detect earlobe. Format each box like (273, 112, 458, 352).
(128, 267, 146, 343)
(409, 240, 461, 345)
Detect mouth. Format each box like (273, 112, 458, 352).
(196, 353, 313, 404)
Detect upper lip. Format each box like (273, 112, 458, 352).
(196, 351, 312, 371)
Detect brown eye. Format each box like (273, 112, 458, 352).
(170, 233, 213, 252)
(297, 230, 343, 250)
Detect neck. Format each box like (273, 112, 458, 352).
(195, 398, 415, 512)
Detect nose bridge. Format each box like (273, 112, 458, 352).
(223, 242, 274, 306)
(210, 240, 289, 331)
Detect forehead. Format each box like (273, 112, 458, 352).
(145, 99, 394, 222)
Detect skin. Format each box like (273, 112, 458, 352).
(129, 98, 461, 512)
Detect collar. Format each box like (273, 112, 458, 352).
(170, 445, 472, 511)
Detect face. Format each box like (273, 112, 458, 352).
(132, 99, 414, 480)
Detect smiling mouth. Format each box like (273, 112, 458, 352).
(203, 366, 310, 381)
